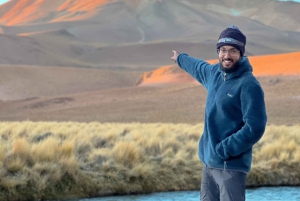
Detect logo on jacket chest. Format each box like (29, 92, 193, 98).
(227, 93, 234, 97)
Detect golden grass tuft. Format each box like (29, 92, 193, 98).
(112, 141, 143, 167)
(3, 155, 26, 173)
(0, 140, 8, 161)
(12, 138, 31, 158)
(60, 141, 74, 157)
(31, 137, 61, 162)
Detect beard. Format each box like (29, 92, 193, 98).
(219, 58, 240, 73)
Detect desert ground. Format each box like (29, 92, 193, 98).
(0, 0, 299, 125)
(0, 52, 299, 125)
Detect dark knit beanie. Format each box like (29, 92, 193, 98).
(216, 25, 246, 56)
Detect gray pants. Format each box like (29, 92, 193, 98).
(200, 165, 247, 201)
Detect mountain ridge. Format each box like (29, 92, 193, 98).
(0, 0, 300, 73)
(1, 0, 300, 31)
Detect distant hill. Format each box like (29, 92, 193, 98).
(0, 0, 299, 68)
(137, 51, 300, 85)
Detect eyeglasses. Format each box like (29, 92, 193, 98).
(217, 49, 240, 56)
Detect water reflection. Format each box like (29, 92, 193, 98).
(79, 187, 300, 201)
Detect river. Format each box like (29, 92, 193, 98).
(78, 186, 300, 201)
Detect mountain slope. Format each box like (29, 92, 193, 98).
(137, 51, 300, 85)
(1, 0, 300, 32)
(0, 0, 299, 68)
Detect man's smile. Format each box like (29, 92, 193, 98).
(222, 59, 234, 67)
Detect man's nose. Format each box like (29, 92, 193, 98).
(223, 51, 231, 58)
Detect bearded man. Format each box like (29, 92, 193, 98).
(171, 25, 267, 201)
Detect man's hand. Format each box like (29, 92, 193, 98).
(171, 50, 180, 63)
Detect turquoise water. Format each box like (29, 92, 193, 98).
(230, 9, 242, 16)
(278, 0, 300, 2)
(79, 187, 300, 201)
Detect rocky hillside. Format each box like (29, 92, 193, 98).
(0, 0, 299, 67)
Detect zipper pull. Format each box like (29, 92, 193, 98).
(224, 161, 227, 170)
(224, 73, 227, 81)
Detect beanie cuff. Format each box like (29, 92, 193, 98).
(217, 37, 245, 48)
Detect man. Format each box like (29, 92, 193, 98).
(171, 25, 267, 201)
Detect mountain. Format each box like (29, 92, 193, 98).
(0, 0, 299, 125)
(0, 0, 300, 68)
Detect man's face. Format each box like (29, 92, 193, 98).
(218, 46, 241, 72)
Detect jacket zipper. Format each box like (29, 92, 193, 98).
(224, 73, 227, 81)
(224, 161, 227, 170)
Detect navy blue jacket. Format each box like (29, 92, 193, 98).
(177, 53, 267, 173)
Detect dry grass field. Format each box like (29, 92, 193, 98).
(0, 122, 299, 200)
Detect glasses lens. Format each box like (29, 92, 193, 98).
(218, 49, 239, 56)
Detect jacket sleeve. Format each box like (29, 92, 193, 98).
(215, 82, 267, 160)
(177, 53, 213, 88)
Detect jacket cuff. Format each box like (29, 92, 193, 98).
(177, 53, 188, 68)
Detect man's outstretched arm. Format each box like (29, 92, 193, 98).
(171, 50, 214, 88)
